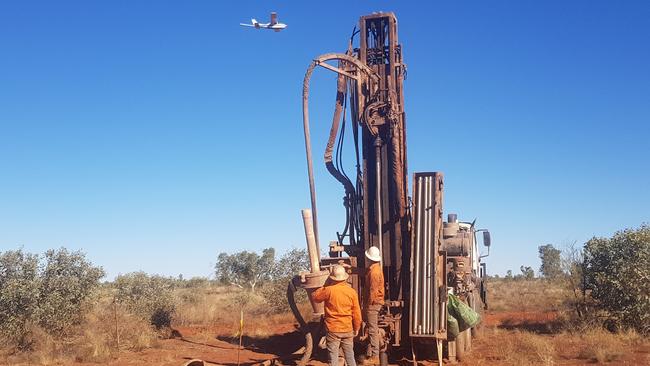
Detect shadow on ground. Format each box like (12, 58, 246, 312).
(497, 318, 564, 334)
(217, 330, 305, 355)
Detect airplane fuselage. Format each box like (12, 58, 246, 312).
(240, 12, 287, 32)
(242, 22, 287, 31)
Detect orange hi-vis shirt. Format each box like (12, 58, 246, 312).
(312, 281, 362, 333)
(365, 262, 385, 306)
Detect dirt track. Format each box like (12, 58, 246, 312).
(66, 311, 650, 366)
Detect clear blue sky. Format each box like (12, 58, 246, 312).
(1, 1, 648, 279)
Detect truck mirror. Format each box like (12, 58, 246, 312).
(483, 231, 491, 247)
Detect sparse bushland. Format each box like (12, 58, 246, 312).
(214, 247, 311, 313)
(175, 249, 313, 337)
(487, 278, 569, 313)
(485, 277, 650, 365)
(185, 288, 311, 339)
(3, 228, 647, 365)
(1, 246, 312, 365)
(484, 224, 650, 365)
(0, 250, 194, 364)
(485, 324, 648, 366)
(495, 225, 650, 334)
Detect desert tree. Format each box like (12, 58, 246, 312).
(561, 241, 588, 318)
(538, 244, 562, 279)
(505, 270, 513, 280)
(583, 225, 650, 333)
(519, 265, 535, 280)
(215, 248, 275, 292)
(263, 248, 309, 312)
(271, 248, 309, 280)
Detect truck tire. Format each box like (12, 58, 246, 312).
(469, 292, 483, 339)
(456, 330, 466, 362)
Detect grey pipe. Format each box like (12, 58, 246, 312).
(413, 177, 422, 333)
(420, 176, 427, 334)
(301, 209, 320, 273)
(429, 177, 435, 334)
(425, 176, 430, 334)
(423, 176, 430, 333)
(374, 137, 383, 267)
(428, 176, 434, 334)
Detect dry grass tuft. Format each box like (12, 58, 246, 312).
(0, 297, 160, 365)
(574, 328, 625, 363)
(488, 278, 569, 313)
(1, 283, 314, 365)
(80, 300, 159, 357)
(489, 327, 556, 366)
(173, 285, 311, 339)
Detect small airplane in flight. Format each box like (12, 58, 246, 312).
(240, 12, 287, 32)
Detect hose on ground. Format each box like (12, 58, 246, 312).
(287, 280, 312, 365)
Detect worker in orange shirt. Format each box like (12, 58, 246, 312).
(312, 264, 362, 366)
(364, 246, 384, 365)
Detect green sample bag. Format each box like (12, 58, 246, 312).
(447, 313, 460, 339)
(447, 293, 480, 332)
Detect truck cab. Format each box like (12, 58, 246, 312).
(441, 214, 491, 361)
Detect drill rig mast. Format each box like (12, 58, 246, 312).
(290, 12, 490, 365)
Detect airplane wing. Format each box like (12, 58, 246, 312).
(270, 12, 278, 25)
(239, 23, 255, 27)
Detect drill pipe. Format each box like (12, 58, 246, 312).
(301, 209, 320, 273)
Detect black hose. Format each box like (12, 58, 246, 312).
(286, 280, 313, 365)
(287, 280, 307, 329)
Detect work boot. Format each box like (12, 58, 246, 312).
(363, 355, 380, 365)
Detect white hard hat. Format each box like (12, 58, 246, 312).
(329, 264, 349, 282)
(365, 246, 381, 262)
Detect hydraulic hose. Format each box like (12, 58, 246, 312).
(301, 53, 378, 256)
(287, 281, 312, 365)
(324, 65, 355, 195)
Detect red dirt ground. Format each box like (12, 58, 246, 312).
(65, 311, 648, 366)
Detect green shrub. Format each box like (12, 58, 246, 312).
(0, 250, 40, 347)
(583, 225, 650, 334)
(0, 248, 104, 349)
(113, 272, 176, 329)
(262, 248, 309, 313)
(37, 248, 105, 334)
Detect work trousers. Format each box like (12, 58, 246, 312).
(366, 304, 381, 357)
(326, 331, 356, 366)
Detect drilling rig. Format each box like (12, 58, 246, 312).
(287, 12, 491, 365)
